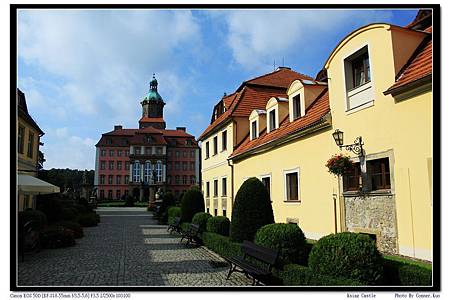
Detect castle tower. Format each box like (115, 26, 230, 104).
(139, 74, 166, 129)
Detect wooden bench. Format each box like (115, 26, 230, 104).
(225, 240, 278, 285)
(167, 217, 181, 234)
(180, 223, 201, 247)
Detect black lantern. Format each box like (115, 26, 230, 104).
(332, 129, 364, 156)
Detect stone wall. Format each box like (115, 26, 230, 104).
(344, 194, 398, 254)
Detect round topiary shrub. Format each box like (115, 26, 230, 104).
(61, 207, 78, 221)
(180, 188, 205, 223)
(36, 196, 63, 223)
(206, 216, 230, 236)
(18, 209, 48, 230)
(254, 223, 307, 266)
(230, 177, 274, 242)
(168, 206, 181, 225)
(192, 212, 212, 232)
(54, 221, 84, 238)
(308, 232, 384, 285)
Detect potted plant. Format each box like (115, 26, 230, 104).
(325, 154, 354, 176)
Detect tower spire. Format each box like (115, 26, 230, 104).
(150, 73, 158, 92)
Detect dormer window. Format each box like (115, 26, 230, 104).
(251, 120, 257, 140)
(268, 109, 276, 132)
(351, 52, 370, 89)
(293, 94, 301, 119)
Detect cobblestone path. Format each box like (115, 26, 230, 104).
(17, 207, 252, 287)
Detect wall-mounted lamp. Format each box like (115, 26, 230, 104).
(332, 129, 364, 156)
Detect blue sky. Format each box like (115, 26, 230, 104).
(17, 8, 418, 170)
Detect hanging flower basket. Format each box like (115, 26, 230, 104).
(325, 154, 354, 176)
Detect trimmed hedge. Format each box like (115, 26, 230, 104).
(308, 232, 383, 285)
(77, 212, 99, 227)
(168, 206, 181, 225)
(280, 264, 362, 286)
(54, 221, 84, 239)
(18, 209, 47, 230)
(202, 232, 243, 259)
(40, 226, 76, 249)
(383, 256, 432, 286)
(192, 212, 212, 232)
(206, 216, 230, 236)
(180, 188, 205, 222)
(230, 177, 274, 242)
(254, 223, 307, 266)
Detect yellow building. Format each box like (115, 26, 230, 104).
(201, 11, 433, 261)
(17, 89, 59, 211)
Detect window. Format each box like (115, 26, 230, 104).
(108, 175, 113, 185)
(100, 161, 106, 170)
(214, 179, 218, 197)
(191, 175, 196, 185)
(100, 149, 106, 156)
(116, 175, 121, 185)
(351, 52, 370, 89)
(183, 175, 188, 185)
(145, 147, 152, 155)
(214, 208, 218, 216)
(117, 150, 123, 157)
(167, 150, 172, 157)
(205, 142, 210, 158)
(190, 150, 195, 158)
(109, 150, 114, 157)
(27, 132, 34, 158)
(176, 151, 180, 158)
(213, 136, 218, 155)
(251, 120, 257, 139)
(182, 162, 187, 171)
(100, 175, 105, 184)
(135, 147, 141, 155)
(206, 182, 210, 197)
(108, 190, 113, 199)
(125, 161, 130, 170)
(133, 161, 140, 182)
(261, 176, 271, 199)
(222, 177, 227, 196)
(124, 190, 129, 197)
(109, 161, 114, 170)
(117, 161, 122, 170)
(125, 150, 130, 156)
(285, 171, 299, 201)
(18, 126, 25, 154)
(183, 151, 187, 158)
(167, 175, 172, 184)
(144, 161, 152, 183)
(100, 190, 105, 199)
(156, 161, 162, 182)
(343, 162, 361, 192)
(175, 175, 181, 184)
(222, 131, 227, 151)
(369, 158, 391, 190)
(125, 175, 129, 184)
(167, 162, 172, 170)
(175, 162, 180, 170)
(269, 110, 276, 132)
(116, 190, 121, 200)
(207, 208, 210, 214)
(106, 139, 112, 145)
(190, 162, 195, 171)
(293, 94, 301, 119)
(156, 147, 162, 155)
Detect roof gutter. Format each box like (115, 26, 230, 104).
(230, 112, 332, 162)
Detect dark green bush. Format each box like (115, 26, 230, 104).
(54, 221, 84, 239)
(18, 209, 47, 230)
(230, 177, 274, 242)
(61, 207, 79, 221)
(202, 232, 243, 259)
(180, 222, 190, 233)
(40, 226, 76, 248)
(124, 196, 135, 207)
(280, 264, 362, 286)
(383, 257, 432, 286)
(157, 192, 176, 224)
(180, 188, 205, 223)
(206, 216, 230, 236)
(254, 223, 307, 266)
(36, 195, 63, 223)
(77, 212, 99, 227)
(192, 212, 212, 232)
(168, 206, 182, 225)
(308, 232, 383, 285)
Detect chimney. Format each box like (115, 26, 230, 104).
(176, 127, 186, 132)
(114, 125, 123, 131)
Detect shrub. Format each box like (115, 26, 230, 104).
(157, 192, 176, 224)
(180, 188, 205, 223)
(36, 195, 63, 223)
(192, 212, 212, 232)
(383, 256, 432, 286)
(61, 207, 79, 221)
(206, 216, 230, 236)
(40, 226, 76, 248)
(54, 221, 84, 239)
(77, 212, 99, 227)
(180, 222, 190, 233)
(202, 232, 243, 259)
(254, 223, 307, 266)
(230, 177, 274, 242)
(168, 206, 182, 225)
(280, 264, 362, 286)
(124, 196, 135, 207)
(18, 209, 47, 230)
(308, 232, 383, 285)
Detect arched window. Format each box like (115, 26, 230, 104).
(144, 161, 152, 183)
(156, 160, 162, 182)
(133, 161, 140, 182)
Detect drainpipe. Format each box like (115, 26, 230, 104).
(227, 158, 234, 209)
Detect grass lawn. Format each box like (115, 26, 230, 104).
(383, 254, 432, 270)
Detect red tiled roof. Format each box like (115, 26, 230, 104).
(161, 129, 194, 138)
(230, 89, 330, 159)
(198, 68, 314, 140)
(384, 33, 432, 95)
(139, 117, 165, 123)
(104, 128, 137, 136)
(137, 126, 163, 134)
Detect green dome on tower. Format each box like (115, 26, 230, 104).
(143, 74, 164, 102)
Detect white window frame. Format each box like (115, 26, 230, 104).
(156, 160, 162, 182)
(292, 93, 302, 119)
(259, 174, 272, 201)
(283, 167, 300, 202)
(221, 176, 227, 197)
(133, 161, 141, 182)
(213, 178, 219, 197)
(144, 161, 152, 183)
(267, 108, 278, 132)
(251, 120, 258, 140)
